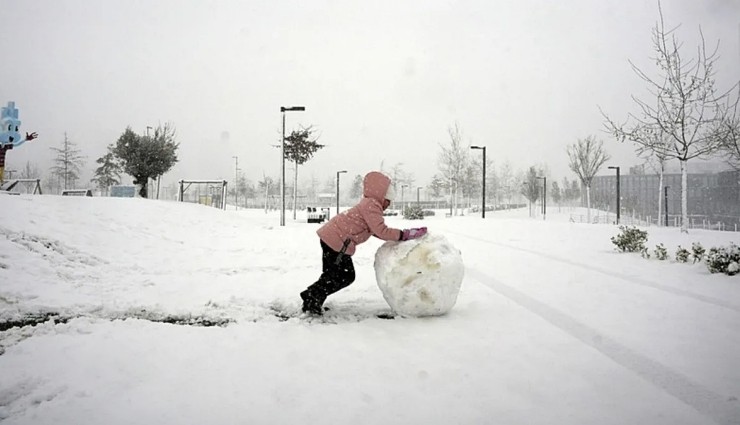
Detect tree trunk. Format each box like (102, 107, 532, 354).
(135, 177, 148, 198)
(657, 171, 664, 227)
(680, 160, 688, 233)
(586, 185, 592, 223)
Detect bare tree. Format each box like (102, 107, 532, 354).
(499, 161, 514, 208)
(520, 166, 541, 217)
(437, 123, 469, 216)
(602, 2, 738, 232)
(49, 132, 85, 191)
(567, 136, 611, 223)
(718, 88, 740, 170)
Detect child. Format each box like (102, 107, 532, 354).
(300, 171, 427, 315)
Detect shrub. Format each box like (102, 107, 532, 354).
(675, 246, 690, 263)
(654, 244, 668, 260)
(403, 205, 424, 220)
(640, 247, 651, 259)
(705, 243, 740, 276)
(691, 242, 706, 263)
(611, 226, 648, 253)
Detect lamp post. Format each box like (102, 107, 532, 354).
(470, 145, 486, 218)
(280, 106, 305, 226)
(401, 184, 408, 214)
(336, 170, 347, 214)
(607, 166, 620, 224)
(664, 186, 670, 227)
(417, 187, 422, 205)
(232, 156, 239, 210)
(535, 176, 546, 220)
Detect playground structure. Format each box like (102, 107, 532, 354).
(178, 180, 228, 210)
(0, 179, 42, 195)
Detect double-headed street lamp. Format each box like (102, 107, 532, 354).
(470, 145, 486, 219)
(535, 176, 546, 221)
(336, 170, 347, 214)
(280, 106, 305, 226)
(607, 166, 620, 225)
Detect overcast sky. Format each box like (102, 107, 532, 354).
(2, 0, 739, 191)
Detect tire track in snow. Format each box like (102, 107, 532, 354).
(452, 231, 740, 314)
(467, 267, 740, 425)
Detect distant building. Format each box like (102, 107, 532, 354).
(590, 170, 739, 228)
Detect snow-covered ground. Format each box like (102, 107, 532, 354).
(1, 195, 738, 425)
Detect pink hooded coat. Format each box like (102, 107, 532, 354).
(316, 171, 403, 256)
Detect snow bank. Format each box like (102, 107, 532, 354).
(373, 233, 464, 317)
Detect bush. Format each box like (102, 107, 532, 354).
(705, 243, 740, 276)
(654, 244, 668, 260)
(640, 247, 651, 259)
(675, 246, 690, 263)
(611, 226, 648, 253)
(403, 205, 424, 220)
(691, 242, 706, 263)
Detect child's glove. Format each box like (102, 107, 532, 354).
(401, 227, 427, 241)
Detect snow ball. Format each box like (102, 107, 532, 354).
(374, 232, 464, 317)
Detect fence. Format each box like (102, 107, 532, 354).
(569, 212, 740, 232)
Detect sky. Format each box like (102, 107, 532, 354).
(1, 196, 739, 423)
(2, 0, 739, 191)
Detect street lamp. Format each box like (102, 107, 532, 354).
(401, 184, 409, 214)
(608, 166, 620, 224)
(536, 176, 546, 221)
(336, 170, 347, 214)
(232, 156, 239, 211)
(417, 187, 422, 205)
(280, 106, 305, 226)
(664, 186, 670, 227)
(470, 145, 486, 218)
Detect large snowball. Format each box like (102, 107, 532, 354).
(374, 233, 464, 317)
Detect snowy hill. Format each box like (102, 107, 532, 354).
(1, 195, 739, 424)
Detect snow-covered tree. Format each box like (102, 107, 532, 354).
(91, 144, 122, 195)
(113, 123, 178, 199)
(49, 132, 85, 191)
(437, 123, 469, 216)
(567, 136, 610, 223)
(283, 125, 324, 219)
(349, 174, 363, 200)
(602, 2, 738, 232)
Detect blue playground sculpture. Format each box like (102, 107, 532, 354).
(0, 101, 38, 184)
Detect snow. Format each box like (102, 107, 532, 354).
(1, 195, 739, 425)
(374, 233, 464, 317)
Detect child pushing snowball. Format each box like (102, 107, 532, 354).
(300, 171, 427, 315)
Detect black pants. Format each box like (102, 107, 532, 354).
(303, 240, 356, 305)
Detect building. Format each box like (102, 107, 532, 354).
(590, 170, 740, 229)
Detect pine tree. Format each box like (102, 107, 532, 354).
(91, 144, 122, 195)
(349, 174, 363, 200)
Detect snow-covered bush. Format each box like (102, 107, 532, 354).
(640, 247, 651, 259)
(374, 233, 464, 317)
(691, 242, 706, 263)
(705, 243, 740, 276)
(675, 246, 690, 263)
(611, 226, 648, 253)
(403, 205, 424, 220)
(654, 244, 668, 261)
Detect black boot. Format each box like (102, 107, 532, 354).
(300, 290, 325, 315)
